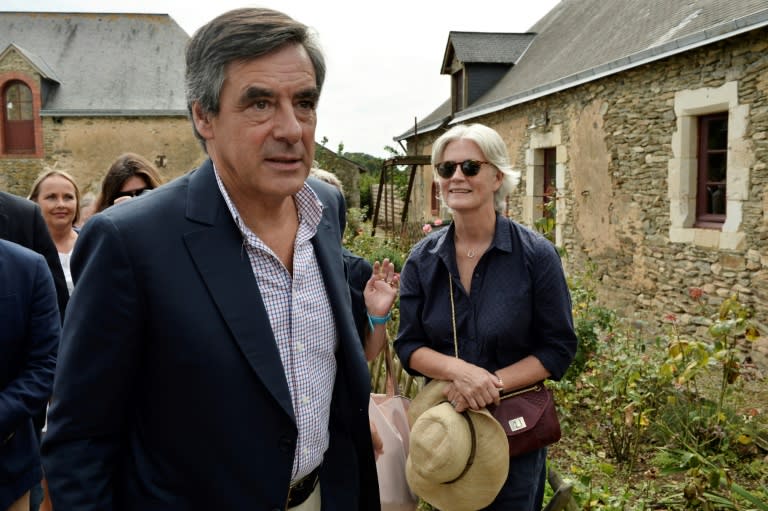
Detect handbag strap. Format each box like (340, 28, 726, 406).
(449, 274, 459, 359)
(382, 337, 400, 397)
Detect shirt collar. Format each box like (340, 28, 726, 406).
(212, 164, 324, 243)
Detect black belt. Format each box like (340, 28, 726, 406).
(287, 465, 321, 509)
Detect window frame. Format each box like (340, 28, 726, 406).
(668, 81, 749, 250)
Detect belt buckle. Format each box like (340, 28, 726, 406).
(286, 467, 319, 509)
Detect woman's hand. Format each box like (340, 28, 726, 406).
(443, 361, 501, 412)
(363, 258, 399, 316)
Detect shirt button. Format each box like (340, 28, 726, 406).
(296, 342, 304, 352)
(302, 395, 309, 404)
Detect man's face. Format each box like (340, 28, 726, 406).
(193, 43, 319, 204)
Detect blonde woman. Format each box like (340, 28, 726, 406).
(29, 170, 81, 293)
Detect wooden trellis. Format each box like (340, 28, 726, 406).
(371, 155, 430, 237)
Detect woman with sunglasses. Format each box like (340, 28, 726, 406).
(394, 123, 577, 510)
(93, 153, 163, 213)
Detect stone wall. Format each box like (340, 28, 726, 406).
(1, 115, 205, 199)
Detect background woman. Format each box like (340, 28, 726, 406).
(29, 170, 81, 294)
(394, 123, 578, 510)
(92, 153, 162, 213)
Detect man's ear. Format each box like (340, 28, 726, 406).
(192, 102, 213, 139)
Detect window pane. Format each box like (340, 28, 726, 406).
(5, 85, 18, 120)
(707, 118, 728, 150)
(18, 84, 32, 102)
(706, 184, 726, 215)
(707, 153, 726, 182)
(4, 83, 33, 121)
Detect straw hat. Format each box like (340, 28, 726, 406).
(406, 380, 509, 511)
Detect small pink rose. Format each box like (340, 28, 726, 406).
(433, 218, 443, 226)
(422, 224, 432, 234)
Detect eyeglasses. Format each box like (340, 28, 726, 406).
(115, 187, 152, 200)
(435, 160, 489, 179)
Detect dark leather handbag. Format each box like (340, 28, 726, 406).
(449, 274, 561, 458)
(487, 383, 561, 457)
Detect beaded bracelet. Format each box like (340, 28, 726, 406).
(367, 311, 391, 333)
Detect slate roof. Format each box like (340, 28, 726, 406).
(397, 0, 768, 141)
(441, 32, 536, 70)
(0, 12, 189, 116)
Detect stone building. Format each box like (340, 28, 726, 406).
(0, 12, 205, 198)
(395, 0, 768, 324)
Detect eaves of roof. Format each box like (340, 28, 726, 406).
(452, 9, 768, 125)
(41, 109, 188, 117)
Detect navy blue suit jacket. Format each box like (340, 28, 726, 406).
(42, 161, 379, 510)
(0, 240, 59, 509)
(0, 191, 69, 322)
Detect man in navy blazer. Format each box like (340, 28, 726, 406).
(0, 240, 60, 511)
(42, 7, 379, 511)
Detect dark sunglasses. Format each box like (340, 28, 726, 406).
(435, 160, 489, 179)
(115, 187, 152, 199)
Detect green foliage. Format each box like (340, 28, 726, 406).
(561, 283, 767, 510)
(345, 151, 384, 173)
(343, 220, 413, 273)
(565, 263, 616, 381)
(358, 173, 378, 220)
(572, 326, 669, 468)
(534, 197, 557, 244)
(656, 292, 761, 456)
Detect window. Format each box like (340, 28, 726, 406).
(669, 81, 749, 250)
(696, 113, 727, 227)
(3, 81, 35, 153)
(525, 127, 565, 247)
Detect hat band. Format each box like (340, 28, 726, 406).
(444, 410, 477, 484)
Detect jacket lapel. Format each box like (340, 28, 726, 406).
(182, 161, 294, 420)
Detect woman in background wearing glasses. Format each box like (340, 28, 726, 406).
(394, 123, 578, 510)
(93, 153, 163, 213)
